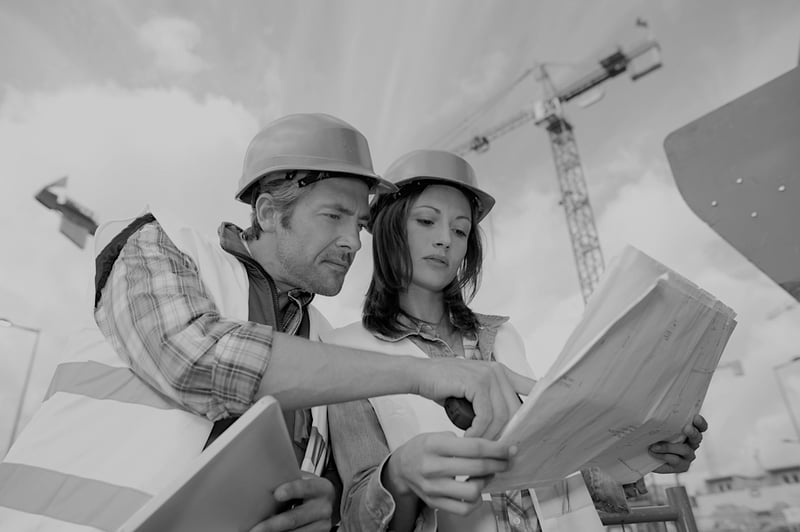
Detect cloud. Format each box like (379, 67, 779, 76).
(0, 83, 258, 228)
(254, 48, 285, 125)
(137, 16, 208, 75)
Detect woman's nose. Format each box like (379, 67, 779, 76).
(434, 234, 451, 249)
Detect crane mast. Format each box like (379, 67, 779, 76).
(451, 34, 661, 301)
(546, 117, 603, 302)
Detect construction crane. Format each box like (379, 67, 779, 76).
(449, 28, 662, 302)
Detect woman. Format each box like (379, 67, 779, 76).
(325, 150, 704, 531)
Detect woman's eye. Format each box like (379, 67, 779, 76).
(416, 218, 433, 226)
(454, 229, 468, 238)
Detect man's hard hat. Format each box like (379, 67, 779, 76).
(236, 113, 396, 204)
(379, 149, 495, 222)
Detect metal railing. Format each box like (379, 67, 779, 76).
(599, 486, 698, 532)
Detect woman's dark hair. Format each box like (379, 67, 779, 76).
(363, 183, 484, 337)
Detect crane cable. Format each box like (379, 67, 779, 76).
(429, 65, 539, 150)
(430, 58, 584, 150)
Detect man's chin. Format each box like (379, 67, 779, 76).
(310, 277, 345, 297)
(314, 286, 344, 297)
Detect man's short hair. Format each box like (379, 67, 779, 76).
(241, 173, 311, 241)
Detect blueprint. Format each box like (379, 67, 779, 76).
(486, 245, 737, 492)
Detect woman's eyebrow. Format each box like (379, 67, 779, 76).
(411, 205, 470, 221)
(411, 204, 443, 215)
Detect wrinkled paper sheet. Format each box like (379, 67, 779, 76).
(486, 245, 737, 492)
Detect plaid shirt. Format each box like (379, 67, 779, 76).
(329, 314, 540, 532)
(94, 219, 309, 421)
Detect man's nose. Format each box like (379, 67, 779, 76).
(337, 223, 362, 252)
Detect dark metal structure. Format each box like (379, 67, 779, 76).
(34, 176, 98, 249)
(451, 35, 662, 301)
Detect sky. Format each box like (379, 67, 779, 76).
(1, 0, 800, 495)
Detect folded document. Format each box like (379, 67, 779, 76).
(487, 245, 737, 492)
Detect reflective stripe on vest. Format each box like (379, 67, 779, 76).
(0, 358, 211, 532)
(44, 360, 180, 409)
(0, 463, 149, 532)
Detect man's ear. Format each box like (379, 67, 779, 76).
(254, 194, 279, 233)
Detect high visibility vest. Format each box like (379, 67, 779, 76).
(0, 207, 330, 532)
(323, 322, 605, 532)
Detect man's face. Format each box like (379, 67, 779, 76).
(273, 178, 370, 296)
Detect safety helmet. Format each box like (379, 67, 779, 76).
(378, 149, 495, 222)
(235, 113, 396, 204)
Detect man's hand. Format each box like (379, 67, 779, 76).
(650, 414, 708, 474)
(249, 473, 334, 532)
(385, 432, 516, 516)
(417, 358, 535, 439)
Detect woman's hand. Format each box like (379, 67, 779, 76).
(384, 431, 516, 516)
(249, 472, 335, 532)
(650, 414, 708, 474)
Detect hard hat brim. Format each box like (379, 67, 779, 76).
(235, 164, 396, 204)
(235, 113, 394, 204)
(392, 176, 495, 222)
(366, 177, 495, 234)
(377, 149, 495, 223)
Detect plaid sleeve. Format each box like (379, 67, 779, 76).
(94, 220, 272, 421)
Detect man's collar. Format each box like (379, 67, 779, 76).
(217, 222, 314, 306)
(218, 222, 250, 260)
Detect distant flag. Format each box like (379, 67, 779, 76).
(34, 176, 99, 249)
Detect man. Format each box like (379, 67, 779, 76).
(90, 113, 533, 531)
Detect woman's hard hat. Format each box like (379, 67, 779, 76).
(236, 113, 396, 204)
(380, 149, 495, 222)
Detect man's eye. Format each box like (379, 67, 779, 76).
(324, 213, 341, 220)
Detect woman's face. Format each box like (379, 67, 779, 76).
(405, 184, 472, 295)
